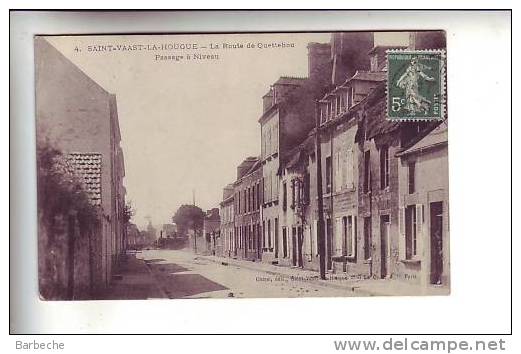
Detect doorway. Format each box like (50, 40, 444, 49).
(380, 215, 390, 278)
(430, 202, 443, 285)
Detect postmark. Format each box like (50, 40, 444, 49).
(387, 49, 446, 120)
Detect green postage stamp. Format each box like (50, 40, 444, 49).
(387, 50, 446, 120)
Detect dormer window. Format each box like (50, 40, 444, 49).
(370, 54, 378, 72)
(340, 94, 346, 112)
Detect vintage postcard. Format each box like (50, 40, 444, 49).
(35, 30, 449, 300)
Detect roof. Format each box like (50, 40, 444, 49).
(274, 76, 307, 85)
(397, 121, 448, 157)
(66, 152, 102, 206)
(344, 70, 386, 84)
(320, 71, 385, 101)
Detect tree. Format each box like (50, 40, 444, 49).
(172, 204, 204, 238)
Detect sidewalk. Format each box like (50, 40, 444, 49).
(196, 253, 449, 297)
(96, 252, 167, 300)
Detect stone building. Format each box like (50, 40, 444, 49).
(35, 37, 126, 293)
(395, 122, 449, 288)
(259, 42, 332, 265)
(232, 157, 263, 261)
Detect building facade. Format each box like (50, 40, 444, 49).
(233, 157, 263, 261)
(35, 37, 126, 291)
(396, 122, 449, 287)
(220, 184, 235, 258)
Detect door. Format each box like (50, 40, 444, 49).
(257, 223, 262, 259)
(380, 215, 390, 278)
(430, 202, 443, 285)
(274, 218, 279, 259)
(282, 227, 288, 258)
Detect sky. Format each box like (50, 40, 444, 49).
(47, 32, 409, 229)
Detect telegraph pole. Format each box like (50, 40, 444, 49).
(314, 101, 326, 280)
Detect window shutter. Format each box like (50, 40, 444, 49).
(416, 204, 423, 258)
(398, 206, 406, 260)
(342, 149, 347, 188)
(335, 217, 343, 256)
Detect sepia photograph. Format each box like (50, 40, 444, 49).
(34, 30, 450, 300)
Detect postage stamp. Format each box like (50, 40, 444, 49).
(387, 50, 446, 120)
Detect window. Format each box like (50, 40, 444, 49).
(325, 156, 332, 193)
(282, 182, 287, 211)
(405, 205, 417, 259)
(364, 217, 372, 260)
(237, 191, 241, 214)
(380, 146, 390, 189)
(363, 151, 371, 193)
(408, 161, 416, 194)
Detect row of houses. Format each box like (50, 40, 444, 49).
(212, 31, 449, 290)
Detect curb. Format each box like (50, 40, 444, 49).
(196, 255, 377, 296)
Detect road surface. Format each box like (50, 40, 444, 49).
(136, 249, 356, 299)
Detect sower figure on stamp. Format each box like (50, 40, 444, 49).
(396, 57, 436, 115)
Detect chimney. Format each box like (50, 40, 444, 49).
(409, 31, 446, 50)
(331, 32, 374, 84)
(262, 88, 274, 113)
(307, 42, 331, 82)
